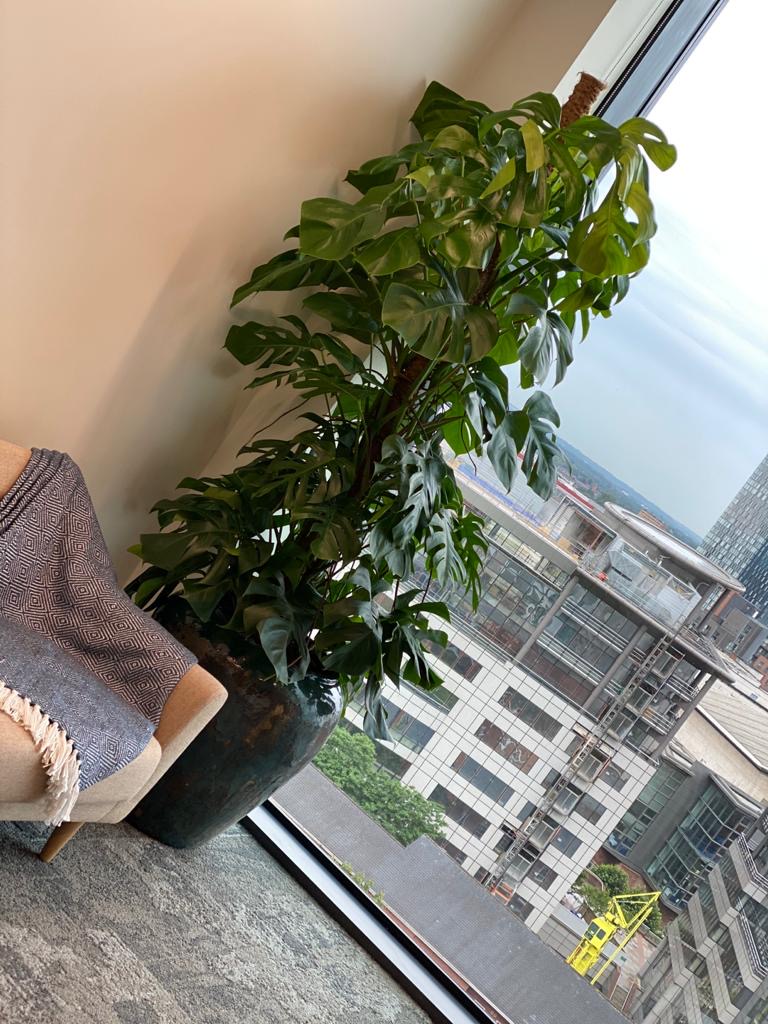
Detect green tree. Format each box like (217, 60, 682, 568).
(592, 863, 631, 897)
(578, 864, 664, 935)
(314, 726, 446, 845)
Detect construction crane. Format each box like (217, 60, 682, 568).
(487, 627, 681, 890)
(566, 891, 661, 984)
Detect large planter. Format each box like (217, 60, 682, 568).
(128, 620, 342, 848)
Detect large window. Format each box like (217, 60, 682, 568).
(475, 720, 538, 773)
(429, 785, 491, 839)
(609, 760, 688, 856)
(451, 753, 515, 806)
(498, 686, 561, 742)
(259, 5, 754, 1022)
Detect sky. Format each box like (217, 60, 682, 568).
(545, 0, 768, 537)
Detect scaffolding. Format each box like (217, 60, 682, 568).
(486, 627, 682, 890)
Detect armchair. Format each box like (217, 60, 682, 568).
(0, 441, 226, 861)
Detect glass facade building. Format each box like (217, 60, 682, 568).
(635, 814, 768, 1024)
(701, 454, 768, 618)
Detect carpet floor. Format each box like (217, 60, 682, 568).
(0, 820, 429, 1024)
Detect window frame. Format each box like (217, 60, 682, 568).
(244, 4, 731, 1020)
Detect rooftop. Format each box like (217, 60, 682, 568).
(277, 766, 627, 1024)
(602, 504, 744, 593)
(697, 679, 768, 773)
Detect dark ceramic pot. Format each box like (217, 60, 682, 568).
(128, 620, 342, 848)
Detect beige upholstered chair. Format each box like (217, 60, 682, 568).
(0, 441, 227, 861)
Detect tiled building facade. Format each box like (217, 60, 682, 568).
(349, 477, 741, 934)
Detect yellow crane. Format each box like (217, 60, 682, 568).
(566, 891, 661, 985)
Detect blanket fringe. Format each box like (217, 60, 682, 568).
(0, 678, 80, 826)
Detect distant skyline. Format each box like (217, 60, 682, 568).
(541, 0, 768, 537)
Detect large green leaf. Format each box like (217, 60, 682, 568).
(521, 119, 546, 171)
(518, 310, 573, 384)
(138, 532, 192, 571)
(478, 93, 562, 139)
(619, 118, 677, 170)
(520, 391, 561, 497)
(231, 251, 346, 307)
(356, 227, 421, 275)
(300, 190, 396, 260)
(410, 80, 491, 139)
(487, 412, 527, 489)
(303, 292, 380, 339)
(480, 157, 517, 198)
(382, 283, 497, 363)
(430, 125, 488, 165)
(310, 514, 361, 562)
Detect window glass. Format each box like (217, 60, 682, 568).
(429, 785, 491, 839)
(575, 793, 606, 826)
(452, 752, 515, 806)
(499, 686, 561, 741)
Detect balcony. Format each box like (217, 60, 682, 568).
(739, 915, 768, 979)
(738, 835, 768, 891)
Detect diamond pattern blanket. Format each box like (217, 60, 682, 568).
(0, 448, 196, 823)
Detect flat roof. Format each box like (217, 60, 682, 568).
(603, 504, 744, 592)
(698, 678, 768, 771)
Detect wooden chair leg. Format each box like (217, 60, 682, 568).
(39, 821, 85, 863)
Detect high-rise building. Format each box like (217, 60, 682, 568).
(700, 592, 768, 663)
(607, 671, 768, 910)
(701, 455, 768, 617)
(345, 462, 745, 935)
(633, 811, 768, 1023)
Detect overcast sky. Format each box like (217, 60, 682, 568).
(546, 0, 768, 536)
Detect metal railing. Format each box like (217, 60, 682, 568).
(738, 835, 768, 891)
(739, 915, 768, 979)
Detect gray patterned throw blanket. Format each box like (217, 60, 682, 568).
(0, 448, 196, 824)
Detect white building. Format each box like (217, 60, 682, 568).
(348, 468, 745, 935)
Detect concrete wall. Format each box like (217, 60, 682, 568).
(0, 0, 615, 576)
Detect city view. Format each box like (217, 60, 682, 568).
(273, 1, 768, 1019)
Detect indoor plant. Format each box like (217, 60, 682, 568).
(127, 78, 675, 847)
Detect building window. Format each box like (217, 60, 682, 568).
(609, 760, 687, 855)
(518, 801, 537, 822)
(601, 763, 630, 792)
(508, 893, 533, 921)
(720, 930, 748, 1008)
(423, 639, 482, 683)
(542, 768, 560, 788)
(574, 793, 606, 825)
(401, 678, 459, 712)
(498, 686, 561, 742)
(551, 826, 581, 858)
(451, 752, 514, 806)
(341, 718, 411, 778)
(381, 697, 435, 753)
(475, 720, 538, 773)
(528, 861, 558, 890)
(428, 785, 491, 839)
(435, 837, 467, 866)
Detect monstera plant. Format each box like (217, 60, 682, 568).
(127, 80, 675, 847)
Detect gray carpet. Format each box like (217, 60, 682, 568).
(0, 821, 430, 1024)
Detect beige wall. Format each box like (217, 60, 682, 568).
(0, 0, 614, 576)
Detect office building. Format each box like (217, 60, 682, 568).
(347, 461, 744, 934)
(633, 812, 768, 1023)
(608, 668, 768, 910)
(702, 455, 768, 618)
